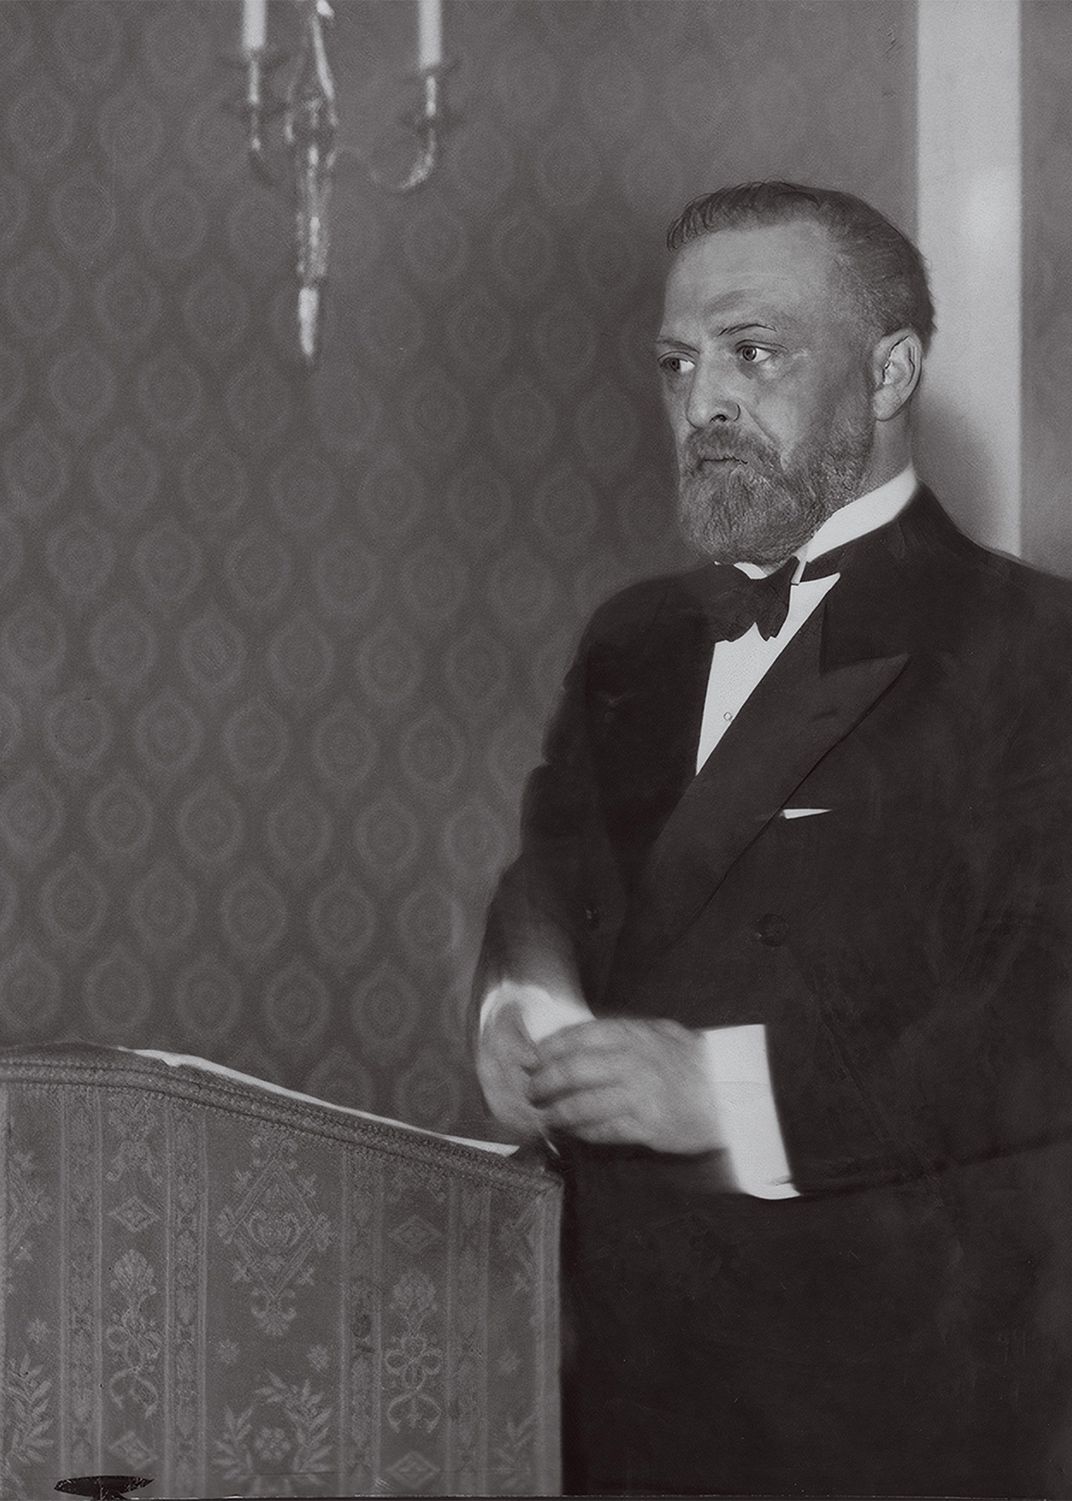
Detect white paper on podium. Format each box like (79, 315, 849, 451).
(125, 1047, 519, 1155)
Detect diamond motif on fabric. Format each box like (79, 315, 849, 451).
(7, 1149, 53, 1265)
(389, 1216, 442, 1258)
(110, 1195, 160, 1235)
(386, 1451, 439, 1490)
(216, 1132, 333, 1337)
(109, 1429, 156, 1470)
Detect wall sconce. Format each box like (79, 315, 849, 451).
(229, 0, 452, 367)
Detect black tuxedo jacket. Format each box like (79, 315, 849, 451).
(478, 489, 1072, 1496)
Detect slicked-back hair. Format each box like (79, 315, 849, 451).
(666, 181, 935, 351)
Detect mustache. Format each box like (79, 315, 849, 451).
(683, 430, 777, 471)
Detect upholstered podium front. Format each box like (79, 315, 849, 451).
(0, 1045, 561, 1498)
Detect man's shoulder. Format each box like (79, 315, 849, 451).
(946, 530, 1072, 640)
(582, 566, 709, 647)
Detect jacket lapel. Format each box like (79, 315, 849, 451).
(620, 606, 908, 960)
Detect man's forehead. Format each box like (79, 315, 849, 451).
(661, 220, 847, 327)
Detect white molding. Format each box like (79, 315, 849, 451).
(915, 0, 1021, 553)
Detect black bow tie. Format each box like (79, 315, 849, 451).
(701, 555, 799, 642)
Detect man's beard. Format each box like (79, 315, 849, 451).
(676, 409, 875, 567)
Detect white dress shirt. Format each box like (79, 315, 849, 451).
(481, 468, 918, 1197)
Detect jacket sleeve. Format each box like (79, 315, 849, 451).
(471, 622, 627, 1046)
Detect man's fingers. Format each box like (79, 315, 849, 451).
(541, 1084, 629, 1135)
(533, 1019, 637, 1066)
(526, 1050, 624, 1107)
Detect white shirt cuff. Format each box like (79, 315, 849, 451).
(479, 980, 594, 1044)
(701, 1024, 798, 1199)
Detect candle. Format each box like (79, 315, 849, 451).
(417, 0, 442, 71)
(242, 0, 267, 53)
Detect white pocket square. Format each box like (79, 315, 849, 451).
(779, 806, 830, 820)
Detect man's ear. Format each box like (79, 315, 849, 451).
(870, 329, 923, 420)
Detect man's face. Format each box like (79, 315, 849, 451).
(656, 220, 878, 566)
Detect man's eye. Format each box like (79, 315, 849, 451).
(658, 354, 695, 376)
(738, 344, 773, 365)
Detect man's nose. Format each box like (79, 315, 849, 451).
(685, 368, 741, 429)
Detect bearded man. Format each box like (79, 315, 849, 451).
(474, 182, 1072, 1496)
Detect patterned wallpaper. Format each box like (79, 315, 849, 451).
(1023, 1, 1072, 577)
(0, 0, 915, 1132)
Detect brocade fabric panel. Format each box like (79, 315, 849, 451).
(0, 1046, 561, 1497)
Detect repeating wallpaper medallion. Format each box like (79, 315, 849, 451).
(0, 0, 914, 1132)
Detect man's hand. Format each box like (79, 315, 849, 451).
(527, 1017, 726, 1154)
(476, 995, 543, 1138)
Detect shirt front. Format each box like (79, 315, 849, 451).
(696, 466, 920, 771)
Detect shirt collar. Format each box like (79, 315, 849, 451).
(735, 466, 918, 579)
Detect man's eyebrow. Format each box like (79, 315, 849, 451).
(719, 321, 777, 337)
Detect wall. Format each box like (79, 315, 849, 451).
(1022, 0, 1072, 576)
(0, 0, 915, 1131)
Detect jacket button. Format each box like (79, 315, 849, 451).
(753, 913, 789, 946)
(583, 903, 601, 931)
